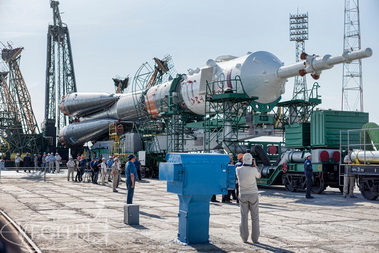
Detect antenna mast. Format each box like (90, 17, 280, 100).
(341, 0, 363, 111)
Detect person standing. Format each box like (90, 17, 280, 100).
(236, 153, 261, 243)
(37, 154, 42, 171)
(66, 157, 76, 181)
(77, 155, 87, 182)
(23, 153, 32, 173)
(343, 149, 357, 198)
(89, 157, 96, 183)
(15, 154, 21, 173)
(55, 153, 62, 173)
(106, 156, 114, 182)
(48, 153, 56, 173)
(125, 154, 137, 204)
(111, 158, 121, 192)
(133, 157, 142, 181)
(100, 158, 107, 186)
(41, 153, 47, 170)
(34, 154, 39, 170)
(234, 153, 244, 204)
(304, 153, 314, 199)
(0, 158, 5, 171)
(222, 153, 237, 203)
(91, 157, 100, 184)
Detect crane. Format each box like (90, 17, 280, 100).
(44, 0, 77, 151)
(0, 43, 40, 154)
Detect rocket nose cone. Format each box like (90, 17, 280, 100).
(241, 51, 284, 104)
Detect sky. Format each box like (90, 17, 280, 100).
(1, 0, 379, 128)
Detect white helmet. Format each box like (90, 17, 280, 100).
(304, 153, 312, 158)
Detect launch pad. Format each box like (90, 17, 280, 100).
(1, 172, 378, 252)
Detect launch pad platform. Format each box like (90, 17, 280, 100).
(0, 170, 378, 252)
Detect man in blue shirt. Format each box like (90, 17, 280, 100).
(304, 153, 314, 199)
(23, 153, 32, 173)
(106, 156, 114, 182)
(125, 154, 137, 204)
(91, 157, 100, 184)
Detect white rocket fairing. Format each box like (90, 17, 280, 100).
(59, 48, 373, 146)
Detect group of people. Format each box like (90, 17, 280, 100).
(9, 149, 357, 245)
(229, 148, 358, 244)
(303, 150, 356, 199)
(66, 154, 141, 204)
(13, 152, 62, 173)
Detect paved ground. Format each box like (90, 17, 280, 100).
(0, 169, 379, 253)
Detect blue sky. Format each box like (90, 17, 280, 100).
(1, 0, 378, 126)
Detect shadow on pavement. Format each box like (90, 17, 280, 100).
(189, 243, 228, 253)
(140, 211, 163, 219)
(245, 242, 294, 253)
(129, 224, 149, 230)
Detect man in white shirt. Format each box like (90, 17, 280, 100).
(48, 153, 56, 173)
(55, 153, 62, 173)
(66, 157, 76, 181)
(15, 154, 21, 173)
(100, 158, 107, 186)
(236, 153, 261, 244)
(343, 149, 356, 198)
(111, 158, 121, 192)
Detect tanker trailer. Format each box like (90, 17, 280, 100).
(341, 124, 379, 200)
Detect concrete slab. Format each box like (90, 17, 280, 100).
(0, 171, 379, 252)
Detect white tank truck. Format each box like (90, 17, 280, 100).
(340, 123, 379, 200)
(59, 48, 373, 147)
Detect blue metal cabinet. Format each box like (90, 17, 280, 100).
(159, 153, 235, 244)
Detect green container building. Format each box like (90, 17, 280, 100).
(285, 123, 310, 148)
(310, 110, 369, 148)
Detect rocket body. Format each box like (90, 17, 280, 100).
(59, 48, 373, 146)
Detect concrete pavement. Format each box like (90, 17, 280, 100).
(0, 170, 379, 252)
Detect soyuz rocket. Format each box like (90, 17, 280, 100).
(59, 48, 373, 147)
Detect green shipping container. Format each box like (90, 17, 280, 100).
(285, 123, 310, 148)
(310, 110, 369, 148)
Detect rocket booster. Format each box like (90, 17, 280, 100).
(59, 48, 373, 146)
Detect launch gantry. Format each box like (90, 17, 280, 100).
(0, 44, 40, 154)
(44, 0, 77, 151)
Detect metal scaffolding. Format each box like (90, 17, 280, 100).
(204, 76, 253, 154)
(341, 0, 363, 111)
(44, 0, 77, 150)
(0, 45, 40, 154)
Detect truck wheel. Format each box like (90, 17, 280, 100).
(359, 177, 378, 200)
(361, 189, 378, 200)
(283, 174, 297, 192)
(311, 176, 326, 194)
(284, 183, 297, 192)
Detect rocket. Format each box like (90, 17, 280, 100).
(59, 48, 373, 147)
